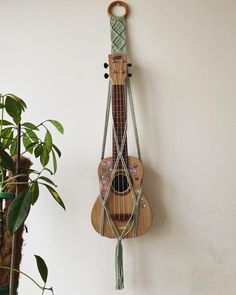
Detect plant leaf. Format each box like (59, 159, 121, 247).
(0, 120, 14, 126)
(0, 145, 15, 173)
(25, 141, 38, 152)
(34, 145, 43, 158)
(10, 140, 17, 156)
(48, 120, 64, 134)
(25, 129, 38, 142)
(23, 134, 31, 151)
(52, 149, 57, 174)
(42, 167, 53, 175)
(7, 188, 32, 234)
(1, 128, 13, 148)
(52, 144, 61, 158)
(40, 147, 49, 166)
(0, 127, 13, 137)
(5, 94, 27, 111)
(18, 97, 27, 110)
(2, 130, 13, 149)
(44, 130, 52, 151)
(29, 169, 40, 175)
(34, 255, 48, 284)
(44, 184, 65, 210)
(38, 176, 57, 187)
(31, 181, 39, 205)
(5, 96, 22, 124)
(22, 122, 39, 130)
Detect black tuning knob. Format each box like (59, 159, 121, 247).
(128, 73, 132, 78)
(104, 73, 109, 79)
(104, 63, 108, 68)
(127, 63, 132, 67)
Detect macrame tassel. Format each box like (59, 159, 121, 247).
(115, 238, 124, 290)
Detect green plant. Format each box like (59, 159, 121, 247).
(0, 93, 65, 294)
(1, 255, 54, 294)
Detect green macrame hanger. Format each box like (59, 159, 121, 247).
(108, 1, 128, 53)
(99, 1, 143, 290)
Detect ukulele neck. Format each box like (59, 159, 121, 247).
(112, 84, 128, 169)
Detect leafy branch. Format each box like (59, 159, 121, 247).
(0, 93, 65, 235)
(0, 93, 65, 293)
(0, 255, 55, 294)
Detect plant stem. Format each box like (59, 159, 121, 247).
(0, 174, 32, 184)
(0, 104, 6, 249)
(1, 181, 30, 191)
(0, 266, 54, 293)
(42, 283, 46, 295)
(9, 123, 21, 295)
(0, 95, 4, 137)
(1, 266, 43, 289)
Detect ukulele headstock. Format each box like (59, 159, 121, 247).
(108, 53, 128, 85)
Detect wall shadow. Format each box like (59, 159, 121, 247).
(124, 61, 172, 289)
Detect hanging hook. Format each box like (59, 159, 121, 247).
(107, 1, 129, 18)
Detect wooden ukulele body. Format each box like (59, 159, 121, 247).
(91, 156, 152, 238)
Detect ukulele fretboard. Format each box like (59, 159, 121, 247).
(112, 85, 128, 169)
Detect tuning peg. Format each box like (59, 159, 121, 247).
(104, 63, 109, 68)
(104, 73, 109, 79)
(128, 73, 132, 78)
(127, 63, 132, 67)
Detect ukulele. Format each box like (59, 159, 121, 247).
(91, 53, 152, 238)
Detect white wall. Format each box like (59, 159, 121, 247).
(0, 0, 236, 294)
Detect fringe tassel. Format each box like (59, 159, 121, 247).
(115, 238, 124, 290)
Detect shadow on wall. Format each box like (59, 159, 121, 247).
(126, 157, 170, 289)
(132, 62, 169, 237)
(125, 62, 173, 289)
(143, 166, 167, 238)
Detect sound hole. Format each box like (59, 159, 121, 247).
(112, 173, 129, 194)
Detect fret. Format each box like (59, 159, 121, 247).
(112, 85, 128, 168)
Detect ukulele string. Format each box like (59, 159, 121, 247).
(124, 66, 128, 220)
(118, 60, 122, 221)
(114, 59, 119, 220)
(124, 73, 127, 221)
(120, 59, 125, 222)
(117, 59, 122, 220)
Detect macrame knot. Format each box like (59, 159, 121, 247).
(118, 151, 123, 158)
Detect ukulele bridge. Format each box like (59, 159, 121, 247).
(110, 213, 131, 221)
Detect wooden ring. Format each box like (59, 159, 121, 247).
(107, 1, 129, 18)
